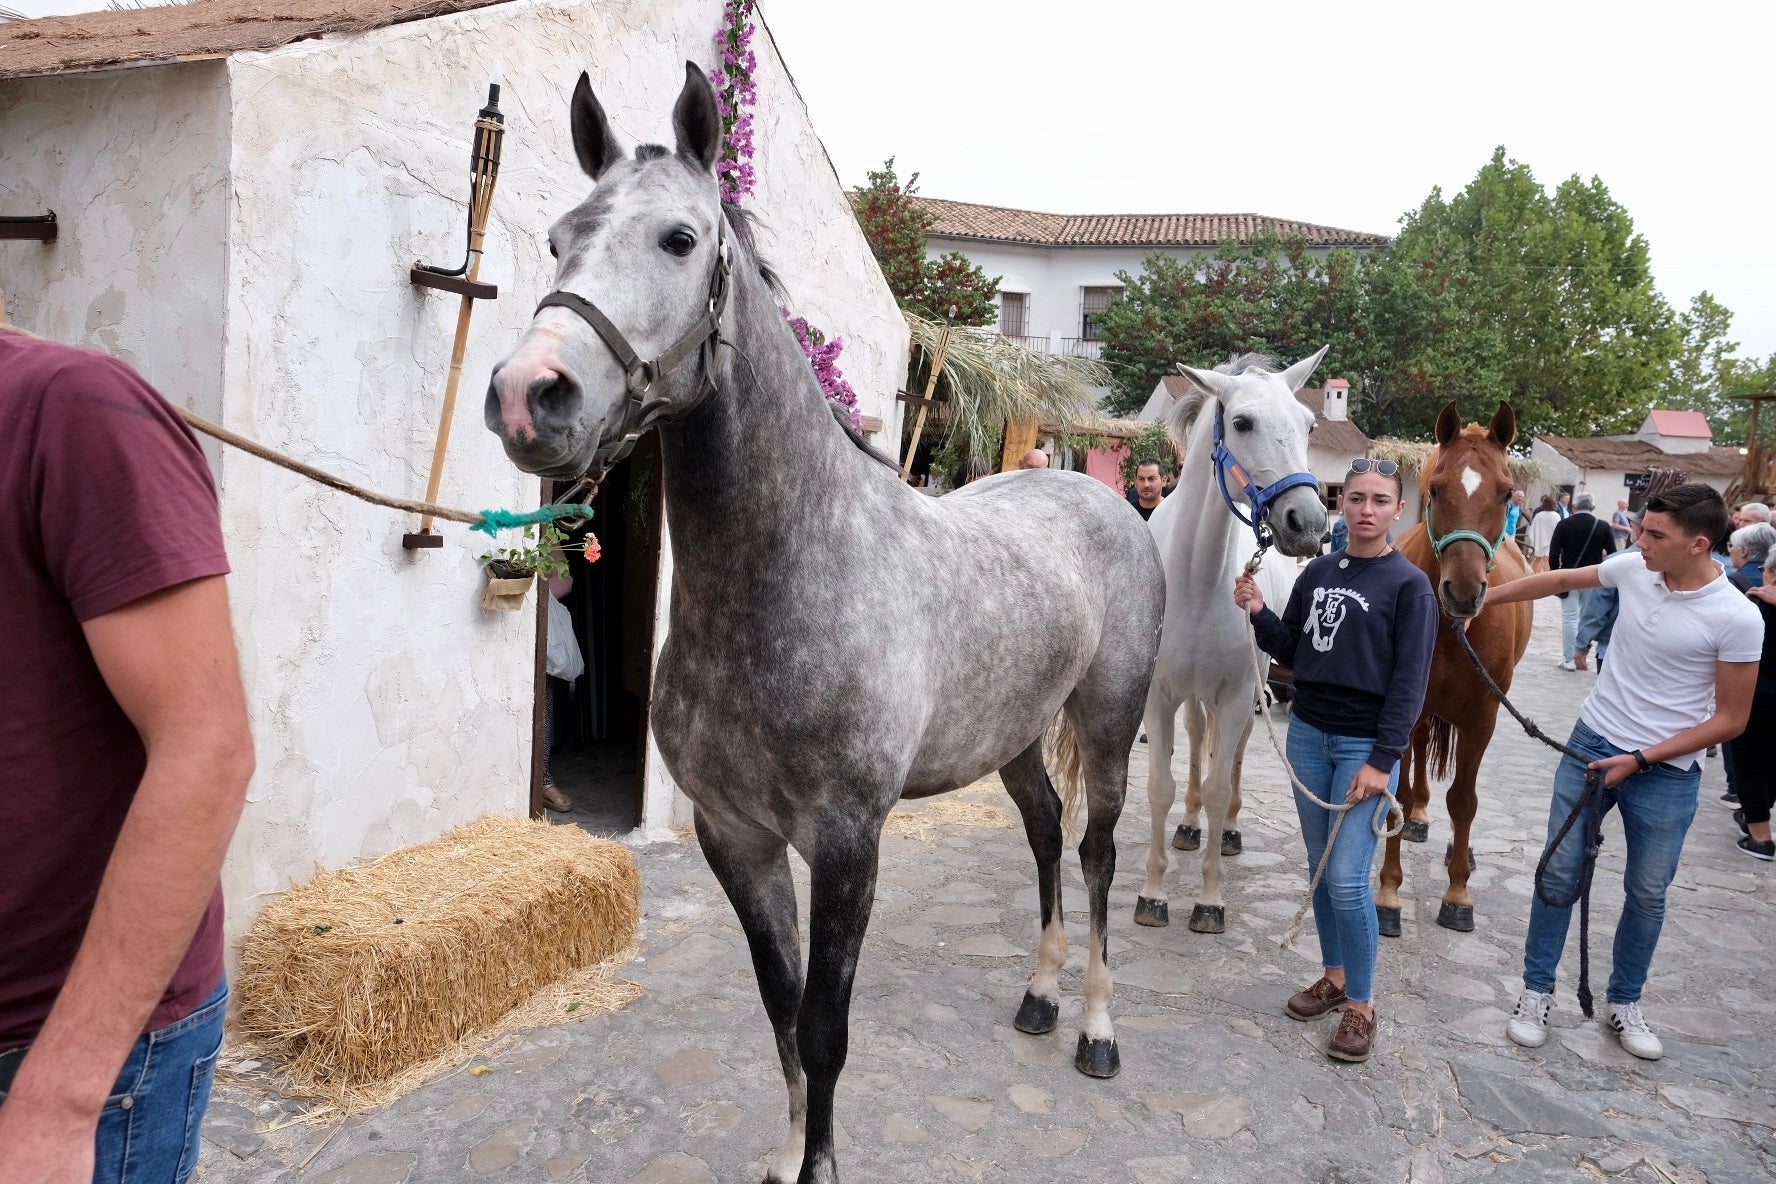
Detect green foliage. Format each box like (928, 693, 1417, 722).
(1097, 147, 1686, 441)
(853, 159, 1000, 327)
(478, 523, 577, 581)
(1658, 292, 1776, 445)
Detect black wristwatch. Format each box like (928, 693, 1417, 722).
(1631, 749, 1651, 772)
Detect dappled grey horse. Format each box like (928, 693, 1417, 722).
(485, 64, 1163, 1184)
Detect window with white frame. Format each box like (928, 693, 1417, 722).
(1080, 286, 1122, 340)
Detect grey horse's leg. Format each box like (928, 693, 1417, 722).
(794, 823, 884, 1184)
(1138, 688, 1180, 926)
(1068, 699, 1135, 1077)
(1000, 739, 1066, 1035)
(694, 811, 806, 1184)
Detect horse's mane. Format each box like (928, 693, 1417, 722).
(720, 203, 896, 471)
(1164, 352, 1279, 454)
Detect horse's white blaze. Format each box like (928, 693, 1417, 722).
(1082, 940, 1115, 1041)
(1460, 465, 1483, 498)
(1028, 916, 1068, 1000)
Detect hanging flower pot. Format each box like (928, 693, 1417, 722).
(476, 524, 597, 613)
(481, 565, 535, 612)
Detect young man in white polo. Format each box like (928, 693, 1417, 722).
(1478, 483, 1760, 1059)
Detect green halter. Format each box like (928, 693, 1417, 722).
(1424, 499, 1511, 573)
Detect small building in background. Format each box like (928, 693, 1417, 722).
(1533, 410, 1742, 510)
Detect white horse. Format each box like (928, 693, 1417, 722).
(1137, 350, 1330, 933)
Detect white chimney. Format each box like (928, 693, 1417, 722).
(1324, 378, 1350, 422)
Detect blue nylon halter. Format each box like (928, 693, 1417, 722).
(1211, 402, 1321, 552)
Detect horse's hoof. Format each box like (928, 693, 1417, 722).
(1074, 1033, 1120, 1078)
(1221, 830, 1243, 856)
(1437, 902, 1476, 932)
(1402, 819, 1430, 843)
(1133, 896, 1170, 927)
(1376, 905, 1402, 938)
(1171, 825, 1201, 851)
(1187, 903, 1226, 934)
(1444, 842, 1477, 870)
(1014, 991, 1060, 1034)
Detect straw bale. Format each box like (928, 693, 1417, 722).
(235, 814, 640, 1103)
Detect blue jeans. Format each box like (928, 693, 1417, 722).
(1524, 722, 1698, 1004)
(1286, 716, 1393, 1003)
(1, 979, 228, 1184)
(1560, 588, 1591, 662)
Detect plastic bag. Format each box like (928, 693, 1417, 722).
(546, 596, 585, 682)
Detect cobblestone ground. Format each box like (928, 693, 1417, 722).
(198, 598, 1775, 1183)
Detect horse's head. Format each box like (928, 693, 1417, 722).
(1423, 400, 1517, 619)
(487, 63, 729, 481)
(1173, 347, 1330, 558)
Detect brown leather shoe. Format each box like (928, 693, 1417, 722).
(1285, 976, 1347, 1021)
(1327, 1007, 1377, 1062)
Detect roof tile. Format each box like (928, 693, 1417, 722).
(906, 197, 1389, 249)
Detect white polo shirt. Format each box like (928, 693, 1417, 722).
(1580, 551, 1763, 770)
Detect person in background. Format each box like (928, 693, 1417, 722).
(1735, 502, 1771, 528)
(1485, 484, 1760, 1060)
(1018, 449, 1050, 470)
(1527, 495, 1562, 573)
(0, 327, 255, 1182)
(1129, 457, 1167, 521)
(1511, 490, 1530, 552)
(1557, 491, 1573, 519)
(541, 561, 578, 813)
(1727, 523, 1776, 591)
(1233, 458, 1438, 1064)
(1575, 513, 1642, 672)
(1505, 490, 1525, 548)
(1736, 563, 1776, 859)
(1549, 493, 1617, 671)
(1611, 498, 1633, 547)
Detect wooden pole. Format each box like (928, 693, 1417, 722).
(418, 273, 483, 532)
(900, 324, 952, 482)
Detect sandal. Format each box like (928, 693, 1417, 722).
(542, 782, 574, 812)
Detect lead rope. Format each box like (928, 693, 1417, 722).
(1238, 548, 1406, 950)
(1452, 624, 1608, 1017)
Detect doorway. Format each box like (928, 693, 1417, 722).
(536, 435, 663, 832)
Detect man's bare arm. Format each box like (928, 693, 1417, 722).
(0, 576, 253, 1173)
(1483, 565, 1603, 605)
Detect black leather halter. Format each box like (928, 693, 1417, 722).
(534, 218, 733, 483)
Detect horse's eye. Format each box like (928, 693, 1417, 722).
(662, 230, 696, 257)
(1232, 417, 1253, 432)
(548, 240, 558, 260)
(1428, 485, 1440, 499)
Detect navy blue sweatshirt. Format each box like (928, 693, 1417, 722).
(1252, 548, 1439, 772)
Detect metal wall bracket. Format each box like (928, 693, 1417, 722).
(0, 213, 57, 242)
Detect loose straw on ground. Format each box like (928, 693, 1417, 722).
(882, 776, 1017, 843)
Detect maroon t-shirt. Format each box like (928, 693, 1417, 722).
(0, 333, 233, 1051)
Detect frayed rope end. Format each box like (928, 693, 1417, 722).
(471, 504, 597, 535)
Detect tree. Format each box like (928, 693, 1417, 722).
(852, 159, 1000, 327)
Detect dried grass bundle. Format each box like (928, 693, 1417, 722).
(882, 776, 1016, 843)
(235, 814, 641, 1104)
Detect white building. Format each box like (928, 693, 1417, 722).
(913, 197, 1390, 360)
(0, 0, 905, 946)
(1532, 410, 1743, 511)
(1140, 376, 1370, 506)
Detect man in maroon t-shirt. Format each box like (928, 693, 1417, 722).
(0, 328, 254, 1183)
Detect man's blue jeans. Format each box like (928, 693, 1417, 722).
(1, 979, 227, 1184)
(1560, 588, 1592, 663)
(1524, 722, 1698, 1004)
(1286, 716, 1393, 1003)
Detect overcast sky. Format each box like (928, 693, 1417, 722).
(14, 0, 1774, 359)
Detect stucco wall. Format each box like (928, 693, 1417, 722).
(0, 61, 231, 441)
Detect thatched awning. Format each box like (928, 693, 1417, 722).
(1369, 437, 1542, 486)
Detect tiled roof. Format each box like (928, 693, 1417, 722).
(908, 197, 1390, 249)
(1538, 435, 1743, 478)
(0, 1, 510, 79)
(1648, 409, 1712, 439)
(1156, 376, 1371, 455)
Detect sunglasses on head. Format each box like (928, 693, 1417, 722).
(1347, 458, 1400, 477)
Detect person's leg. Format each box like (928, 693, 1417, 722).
(1560, 590, 1583, 663)
(1287, 718, 1342, 980)
(1737, 696, 1776, 845)
(92, 979, 228, 1184)
(1320, 738, 1390, 1007)
(1608, 762, 1700, 1004)
(1523, 723, 1618, 994)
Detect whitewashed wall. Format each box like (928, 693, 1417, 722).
(5, 0, 908, 949)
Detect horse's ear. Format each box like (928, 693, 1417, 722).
(1488, 401, 1517, 449)
(571, 71, 623, 180)
(672, 61, 721, 174)
(1176, 362, 1237, 401)
(1435, 400, 1462, 446)
(1278, 345, 1330, 393)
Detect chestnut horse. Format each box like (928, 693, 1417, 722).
(1377, 401, 1533, 936)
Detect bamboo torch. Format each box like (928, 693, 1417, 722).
(408, 72, 506, 544)
(900, 304, 956, 482)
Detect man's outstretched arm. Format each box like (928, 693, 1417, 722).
(0, 576, 253, 1184)
(1484, 565, 1603, 605)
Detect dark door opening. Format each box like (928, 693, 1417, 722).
(538, 435, 662, 832)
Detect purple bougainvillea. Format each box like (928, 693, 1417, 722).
(708, 0, 758, 205)
(783, 309, 860, 430)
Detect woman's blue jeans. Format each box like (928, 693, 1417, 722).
(1, 979, 227, 1184)
(1285, 716, 1393, 1003)
(1524, 721, 1698, 1004)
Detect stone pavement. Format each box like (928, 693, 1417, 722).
(197, 598, 1776, 1183)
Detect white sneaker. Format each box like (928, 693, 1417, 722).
(1608, 1001, 1664, 1060)
(1507, 989, 1553, 1047)
(1559, 660, 1578, 671)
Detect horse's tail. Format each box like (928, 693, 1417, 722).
(1047, 713, 1086, 844)
(1425, 714, 1458, 781)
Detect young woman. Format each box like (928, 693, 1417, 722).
(1233, 459, 1439, 1062)
(1528, 495, 1562, 573)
